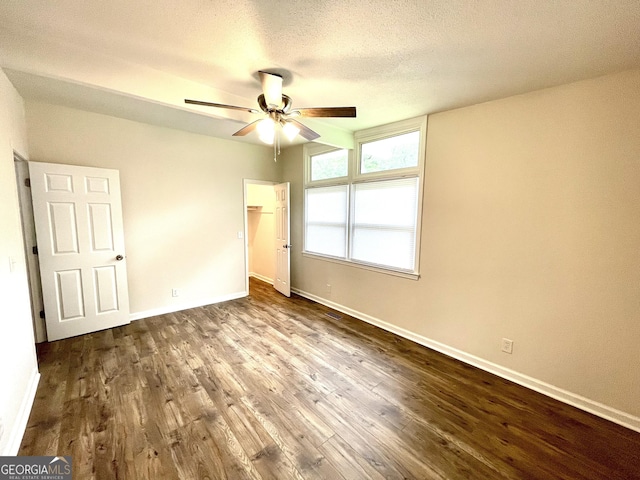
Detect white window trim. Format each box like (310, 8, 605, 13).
(303, 116, 427, 280)
(302, 250, 421, 280)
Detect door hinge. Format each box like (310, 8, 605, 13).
(39, 310, 45, 319)
(32, 246, 38, 255)
(24, 178, 31, 187)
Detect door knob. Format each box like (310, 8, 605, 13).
(115, 255, 124, 261)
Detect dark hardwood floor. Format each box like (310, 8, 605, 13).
(20, 278, 640, 479)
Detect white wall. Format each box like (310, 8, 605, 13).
(0, 69, 40, 454)
(282, 69, 640, 430)
(24, 102, 279, 319)
(247, 183, 276, 283)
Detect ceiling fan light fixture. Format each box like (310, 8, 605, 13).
(259, 71, 283, 108)
(282, 121, 300, 141)
(257, 117, 276, 144)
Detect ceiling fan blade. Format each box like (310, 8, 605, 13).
(291, 106, 356, 118)
(289, 119, 320, 141)
(185, 99, 259, 114)
(259, 71, 283, 108)
(232, 120, 261, 136)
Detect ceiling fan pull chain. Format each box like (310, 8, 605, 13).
(272, 127, 281, 162)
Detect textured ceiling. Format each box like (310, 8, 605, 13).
(1, 0, 640, 147)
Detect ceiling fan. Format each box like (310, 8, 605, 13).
(185, 71, 356, 147)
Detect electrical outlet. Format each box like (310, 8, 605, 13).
(172, 288, 179, 297)
(326, 284, 331, 294)
(501, 338, 514, 354)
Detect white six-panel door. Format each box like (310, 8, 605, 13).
(274, 182, 291, 297)
(29, 162, 130, 341)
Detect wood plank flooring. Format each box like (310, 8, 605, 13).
(20, 278, 640, 479)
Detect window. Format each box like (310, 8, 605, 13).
(303, 117, 426, 277)
(310, 149, 348, 181)
(351, 177, 419, 270)
(305, 185, 348, 257)
(360, 131, 420, 174)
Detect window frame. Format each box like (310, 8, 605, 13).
(303, 116, 427, 279)
(355, 120, 425, 181)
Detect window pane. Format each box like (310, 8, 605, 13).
(360, 131, 420, 174)
(305, 185, 348, 258)
(351, 177, 419, 270)
(311, 149, 348, 181)
(352, 229, 415, 270)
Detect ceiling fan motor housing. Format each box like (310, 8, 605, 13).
(258, 93, 292, 114)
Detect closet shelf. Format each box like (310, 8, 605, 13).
(247, 206, 273, 214)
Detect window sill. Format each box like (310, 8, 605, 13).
(301, 252, 420, 281)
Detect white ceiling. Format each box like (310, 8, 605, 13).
(1, 0, 640, 147)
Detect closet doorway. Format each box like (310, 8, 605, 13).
(244, 180, 277, 292)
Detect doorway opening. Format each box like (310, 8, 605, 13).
(15, 160, 131, 342)
(243, 180, 277, 294)
(13, 154, 46, 343)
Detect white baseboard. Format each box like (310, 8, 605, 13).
(292, 287, 640, 434)
(129, 291, 247, 322)
(249, 272, 273, 285)
(3, 368, 40, 455)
